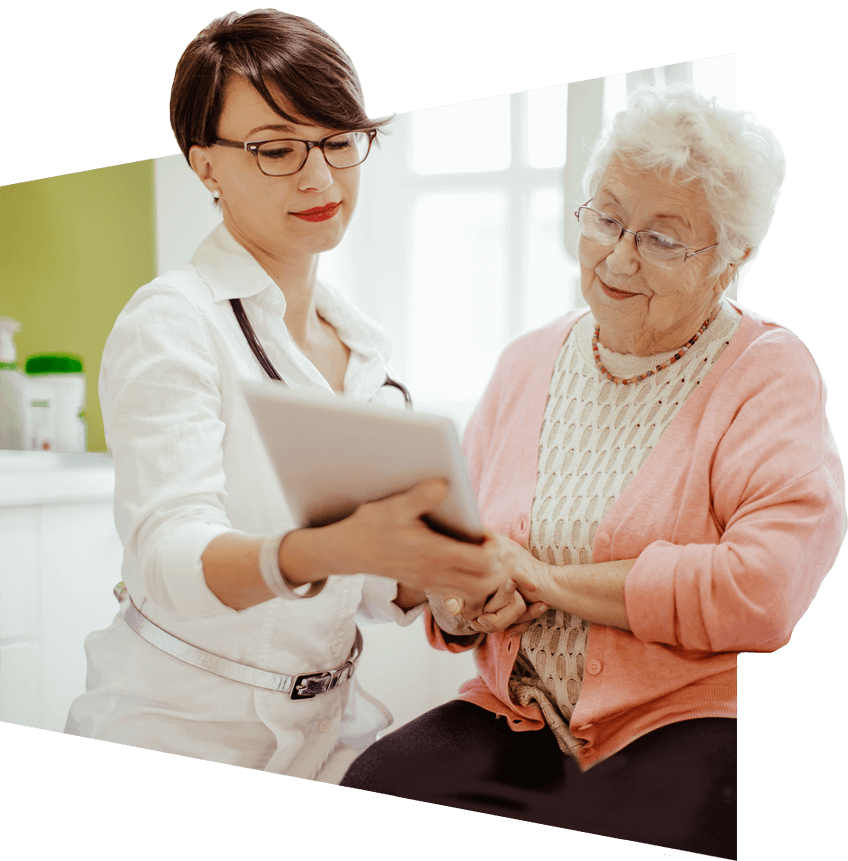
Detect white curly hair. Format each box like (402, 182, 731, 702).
(581, 84, 786, 279)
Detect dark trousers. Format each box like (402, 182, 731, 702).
(341, 701, 736, 859)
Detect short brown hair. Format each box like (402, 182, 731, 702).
(170, 9, 391, 162)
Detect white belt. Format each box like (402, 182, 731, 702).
(114, 582, 362, 700)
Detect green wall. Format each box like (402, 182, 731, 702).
(0, 161, 155, 452)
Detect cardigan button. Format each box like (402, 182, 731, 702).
(318, 720, 333, 733)
(586, 659, 602, 675)
(595, 532, 610, 547)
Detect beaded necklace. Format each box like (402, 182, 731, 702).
(592, 308, 717, 386)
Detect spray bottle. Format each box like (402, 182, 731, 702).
(0, 316, 25, 449)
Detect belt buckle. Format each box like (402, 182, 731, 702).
(290, 660, 355, 700)
(291, 671, 333, 700)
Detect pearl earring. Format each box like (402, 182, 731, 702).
(213, 191, 220, 201)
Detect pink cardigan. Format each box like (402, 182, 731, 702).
(425, 302, 846, 771)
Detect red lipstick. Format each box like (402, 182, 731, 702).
(291, 202, 341, 222)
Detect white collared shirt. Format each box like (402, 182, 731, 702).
(65, 224, 420, 779)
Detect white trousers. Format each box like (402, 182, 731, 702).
(65, 614, 374, 782)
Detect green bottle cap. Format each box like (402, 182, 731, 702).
(25, 354, 84, 375)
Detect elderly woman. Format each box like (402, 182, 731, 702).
(64, 10, 508, 782)
(341, 85, 846, 858)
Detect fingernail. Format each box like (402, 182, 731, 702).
(445, 598, 460, 614)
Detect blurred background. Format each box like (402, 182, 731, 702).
(8, 52, 839, 755)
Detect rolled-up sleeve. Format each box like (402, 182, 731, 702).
(101, 285, 237, 619)
(358, 575, 426, 626)
(625, 334, 846, 653)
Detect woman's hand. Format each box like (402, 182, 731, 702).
(427, 580, 546, 638)
(430, 535, 637, 633)
(484, 534, 553, 604)
(425, 591, 481, 637)
(280, 479, 505, 602)
(467, 579, 548, 636)
(434, 532, 549, 636)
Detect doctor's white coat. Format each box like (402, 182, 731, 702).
(65, 224, 421, 781)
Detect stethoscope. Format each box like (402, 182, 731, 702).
(230, 298, 413, 408)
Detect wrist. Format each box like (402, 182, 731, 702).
(277, 527, 350, 586)
(530, 558, 558, 607)
(395, 583, 426, 610)
(261, 531, 326, 599)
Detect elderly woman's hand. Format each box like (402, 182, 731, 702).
(468, 579, 548, 635)
(486, 534, 552, 602)
(427, 583, 547, 637)
(431, 531, 549, 636)
(425, 591, 482, 637)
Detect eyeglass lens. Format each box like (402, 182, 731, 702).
(578, 207, 687, 265)
(256, 132, 371, 175)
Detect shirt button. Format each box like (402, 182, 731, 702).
(318, 720, 332, 733)
(586, 659, 602, 675)
(595, 532, 610, 547)
(330, 641, 340, 653)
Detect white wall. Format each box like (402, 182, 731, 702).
(155, 155, 222, 275)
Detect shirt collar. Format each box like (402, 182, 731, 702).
(191, 223, 276, 303)
(191, 222, 393, 365)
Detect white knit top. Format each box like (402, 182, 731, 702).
(508, 301, 742, 757)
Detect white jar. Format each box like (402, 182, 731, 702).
(24, 354, 87, 452)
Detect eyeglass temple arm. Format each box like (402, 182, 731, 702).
(686, 243, 719, 259)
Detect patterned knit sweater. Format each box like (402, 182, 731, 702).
(508, 301, 741, 756)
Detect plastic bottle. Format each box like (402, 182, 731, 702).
(0, 316, 26, 450)
(24, 354, 87, 452)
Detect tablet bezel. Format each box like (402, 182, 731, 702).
(241, 382, 485, 544)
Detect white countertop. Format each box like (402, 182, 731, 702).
(0, 451, 116, 506)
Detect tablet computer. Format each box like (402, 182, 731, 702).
(241, 382, 484, 544)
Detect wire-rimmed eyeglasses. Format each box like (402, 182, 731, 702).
(214, 130, 377, 177)
(574, 200, 718, 270)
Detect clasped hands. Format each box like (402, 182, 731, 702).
(427, 532, 550, 638)
(424, 529, 635, 635)
(319, 478, 549, 633)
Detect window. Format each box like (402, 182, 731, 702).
(294, 58, 737, 429)
(401, 88, 580, 410)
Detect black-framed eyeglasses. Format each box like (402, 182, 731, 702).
(214, 130, 377, 177)
(574, 200, 718, 270)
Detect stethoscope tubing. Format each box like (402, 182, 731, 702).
(230, 298, 413, 408)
